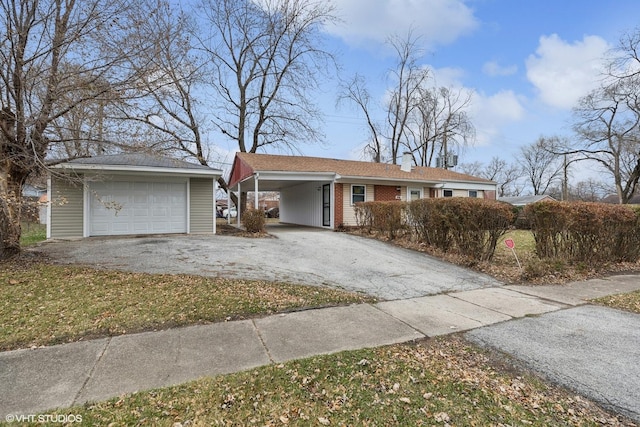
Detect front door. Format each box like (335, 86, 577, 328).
(322, 184, 331, 226)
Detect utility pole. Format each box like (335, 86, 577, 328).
(563, 154, 569, 201)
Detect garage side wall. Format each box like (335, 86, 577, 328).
(50, 176, 84, 238)
(189, 178, 214, 233)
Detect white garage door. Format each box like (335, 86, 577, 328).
(89, 180, 187, 236)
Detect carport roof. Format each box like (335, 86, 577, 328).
(229, 152, 494, 188)
(53, 153, 222, 177)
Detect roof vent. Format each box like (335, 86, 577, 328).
(401, 152, 412, 172)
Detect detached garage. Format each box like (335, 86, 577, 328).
(47, 153, 222, 239)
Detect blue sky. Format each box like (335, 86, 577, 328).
(268, 0, 640, 174)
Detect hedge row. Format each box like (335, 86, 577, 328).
(408, 198, 514, 261)
(525, 201, 640, 264)
(354, 198, 514, 261)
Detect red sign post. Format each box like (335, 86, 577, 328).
(504, 238, 521, 270)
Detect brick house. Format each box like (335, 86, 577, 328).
(228, 152, 497, 229)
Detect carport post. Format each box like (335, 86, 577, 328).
(227, 185, 231, 225)
(237, 182, 241, 227)
(213, 179, 217, 234)
(254, 174, 259, 209)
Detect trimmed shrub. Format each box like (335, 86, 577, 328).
(406, 198, 452, 250)
(407, 198, 515, 261)
(242, 208, 266, 233)
(525, 201, 640, 264)
(354, 201, 407, 239)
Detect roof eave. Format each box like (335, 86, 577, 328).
(52, 163, 222, 177)
(335, 174, 494, 186)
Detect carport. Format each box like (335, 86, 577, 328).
(228, 173, 335, 229)
(228, 152, 338, 228)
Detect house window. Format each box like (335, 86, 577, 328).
(443, 189, 453, 197)
(468, 190, 478, 198)
(409, 188, 422, 201)
(351, 185, 366, 204)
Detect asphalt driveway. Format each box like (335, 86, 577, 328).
(37, 225, 502, 300)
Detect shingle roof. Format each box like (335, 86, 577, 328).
(67, 153, 214, 170)
(235, 152, 494, 184)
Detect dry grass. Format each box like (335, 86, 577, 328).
(592, 291, 640, 314)
(0, 261, 374, 351)
(20, 336, 634, 427)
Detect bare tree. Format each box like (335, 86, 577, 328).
(460, 157, 523, 197)
(384, 33, 430, 164)
(572, 178, 612, 201)
(339, 32, 430, 164)
(0, 0, 151, 259)
(113, 0, 211, 164)
(198, 0, 337, 154)
(406, 85, 474, 168)
(482, 156, 523, 197)
(572, 83, 640, 204)
(519, 137, 564, 195)
(458, 161, 483, 176)
(566, 28, 640, 204)
(46, 68, 126, 158)
(338, 74, 384, 162)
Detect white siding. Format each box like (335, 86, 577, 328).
(190, 178, 214, 233)
(50, 176, 84, 238)
(342, 183, 374, 226)
(280, 182, 327, 227)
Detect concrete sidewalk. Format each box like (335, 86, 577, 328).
(1, 274, 639, 418)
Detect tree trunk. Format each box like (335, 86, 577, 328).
(0, 171, 26, 259)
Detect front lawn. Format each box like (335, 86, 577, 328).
(15, 336, 629, 427)
(0, 262, 374, 351)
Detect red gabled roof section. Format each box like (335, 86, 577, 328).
(228, 155, 256, 188)
(229, 152, 495, 184)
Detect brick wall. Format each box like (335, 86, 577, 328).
(334, 183, 343, 227)
(483, 190, 496, 200)
(374, 185, 401, 201)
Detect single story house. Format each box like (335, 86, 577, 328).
(228, 152, 497, 229)
(47, 153, 222, 239)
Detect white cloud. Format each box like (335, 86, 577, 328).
(428, 67, 525, 147)
(470, 90, 525, 146)
(482, 61, 518, 77)
(526, 34, 609, 109)
(430, 66, 466, 87)
(325, 0, 478, 50)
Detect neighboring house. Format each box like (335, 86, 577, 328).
(600, 194, 640, 204)
(497, 195, 556, 207)
(22, 184, 46, 198)
(20, 184, 47, 223)
(228, 152, 497, 229)
(47, 153, 222, 239)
